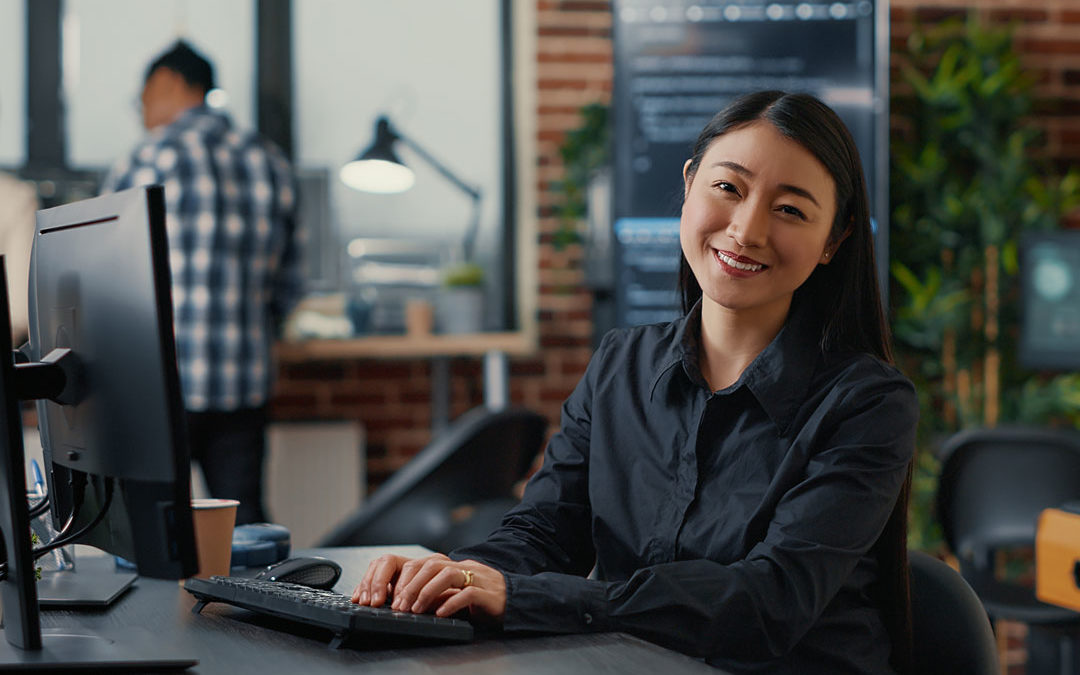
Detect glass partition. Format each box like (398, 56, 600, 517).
(293, 0, 506, 331)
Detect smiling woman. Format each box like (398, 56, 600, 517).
(350, 91, 919, 674)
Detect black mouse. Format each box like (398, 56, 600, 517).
(254, 556, 342, 590)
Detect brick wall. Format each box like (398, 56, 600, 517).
(272, 0, 1080, 502)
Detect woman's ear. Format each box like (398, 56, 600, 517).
(682, 159, 694, 199)
(820, 222, 853, 265)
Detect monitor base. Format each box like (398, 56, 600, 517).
(37, 570, 137, 607)
(0, 627, 197, 670)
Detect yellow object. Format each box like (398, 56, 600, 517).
(1036, 507, 1080, 611)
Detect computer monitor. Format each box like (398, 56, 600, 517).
(1019, 230, 1080, 371)
(0, 185, 198, 668)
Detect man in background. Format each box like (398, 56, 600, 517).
(102, 40, 304, 524)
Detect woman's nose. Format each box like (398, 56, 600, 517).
(728, 204, 769, 248)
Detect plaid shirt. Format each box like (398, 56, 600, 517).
(102, 105, 304, 412)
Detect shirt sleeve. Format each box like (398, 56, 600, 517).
(268, 155, 304, 332)
(456, 363, 917, 663)
(100, 144, 166, 195)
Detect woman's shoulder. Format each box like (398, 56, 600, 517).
(594, 318, 684, 362)
(817, 350, 916, 398)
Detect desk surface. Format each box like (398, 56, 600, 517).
(277, 331, 535, 361)
(35, 546, 721, 675)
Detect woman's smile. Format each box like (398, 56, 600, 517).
(714, 249, 767, 275)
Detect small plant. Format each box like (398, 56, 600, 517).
(554, 103, 610, 248)
(442, 262, 485, 287)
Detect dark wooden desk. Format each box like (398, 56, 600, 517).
(37, 546, 722, 674)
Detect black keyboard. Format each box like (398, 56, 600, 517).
(184, 576, 474, 648)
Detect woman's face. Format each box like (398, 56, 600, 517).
(680, 120, 839, 322)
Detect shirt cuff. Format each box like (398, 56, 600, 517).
(502, 571, 609, 634)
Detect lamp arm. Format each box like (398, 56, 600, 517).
(392, 126, 483, 262)
(395, 132, 483, 203)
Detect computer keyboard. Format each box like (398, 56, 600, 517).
(184, 576, 474, 648)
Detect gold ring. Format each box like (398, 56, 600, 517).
(461, 569, 474, 587)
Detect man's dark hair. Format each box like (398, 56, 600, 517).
(145, 40, 215, 93)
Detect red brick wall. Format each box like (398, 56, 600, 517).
(271, 0, 1080, 499)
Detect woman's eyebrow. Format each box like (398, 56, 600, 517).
(711, 161, 821, 208)
(778, 183, 820, 208)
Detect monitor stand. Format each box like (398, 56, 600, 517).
(37, 570, 137, 607)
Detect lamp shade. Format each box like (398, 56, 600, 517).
(339, 117, 416, 193)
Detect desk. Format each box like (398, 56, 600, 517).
(36, 547, 721, 674)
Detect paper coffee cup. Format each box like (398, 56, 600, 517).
(190, 498, 239, 579)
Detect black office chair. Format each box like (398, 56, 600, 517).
(910, 549, 999, 675)
(317, 406, 548, 552)
(937, 426, 1080, 674)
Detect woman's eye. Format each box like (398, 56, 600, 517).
(778, 204, 806, 220)
(713, 181, 738, 194)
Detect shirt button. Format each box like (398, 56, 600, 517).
(583, 613, 593, 625)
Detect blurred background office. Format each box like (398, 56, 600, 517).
(5, 3, 1080, 671)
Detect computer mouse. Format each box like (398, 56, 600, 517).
(254, 556, 342, 590)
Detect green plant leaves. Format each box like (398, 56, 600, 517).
(890, 14, 1080, 552)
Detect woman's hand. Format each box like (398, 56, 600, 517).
(351, 553, 506, 621)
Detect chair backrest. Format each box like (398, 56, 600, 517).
(317, 406, 548, 550)
(909, 550, 999, 675)
(937, 426, 1080, 568)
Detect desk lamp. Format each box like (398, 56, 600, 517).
(340, 115, 483, 261)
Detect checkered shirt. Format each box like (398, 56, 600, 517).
(102, 105, 304, 412)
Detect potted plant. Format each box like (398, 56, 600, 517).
(436, 262, 486, 334)
(890, 14, 1080, 551)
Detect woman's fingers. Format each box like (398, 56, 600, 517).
(352, 555, 506, 622)
(406, 565, 469, 613)
(352, 554, 405, 606)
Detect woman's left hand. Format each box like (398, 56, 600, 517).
(385, 553, 507, 621)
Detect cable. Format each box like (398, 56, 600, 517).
(0, 478, 112, 580)
(33, 477, 114, 561)
(27, 494, 50, 520)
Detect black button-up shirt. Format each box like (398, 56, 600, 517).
(453, 302, 917, 673)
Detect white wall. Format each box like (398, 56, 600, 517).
(64, 0, 255, 169)
(0, 0, 26, 167)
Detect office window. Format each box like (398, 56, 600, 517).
(0, 0, 26, 167)
(293, 1, 505, 324)
(64, 0, 255, 170)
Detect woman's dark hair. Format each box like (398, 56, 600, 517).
(677, 90, 912, 672)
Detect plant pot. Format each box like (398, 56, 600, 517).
(436, 287, 484, 334)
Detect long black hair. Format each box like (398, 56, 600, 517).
(678, 91, 912, 672)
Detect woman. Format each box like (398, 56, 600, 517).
(352, 91, 918, 674)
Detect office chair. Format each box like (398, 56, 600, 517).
(937, 426, 1080, 675)
(317, 406, 548, 552)
(909, 549, 999, 675)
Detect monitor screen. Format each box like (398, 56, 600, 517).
(1019, 230, 1080, 371)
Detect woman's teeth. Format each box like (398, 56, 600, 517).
(717, 251, 763, 272)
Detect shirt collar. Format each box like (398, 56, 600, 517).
(653, 298, 822, 435)
(170, 104, 231, 132)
